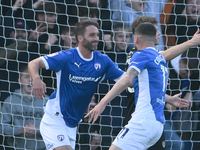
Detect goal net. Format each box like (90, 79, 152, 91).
(0, 0, 200, 150)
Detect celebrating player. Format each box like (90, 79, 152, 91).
(28, 19, 124, 150)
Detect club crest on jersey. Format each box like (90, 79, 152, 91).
(94, 63, 101, 71)
(57, 135, 64, 141)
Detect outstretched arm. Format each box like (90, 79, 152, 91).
(165, 92, 189, 109)
(85, 67, 139, 124)
(28, 57, 46, 100)
(160, 29, 200, 61)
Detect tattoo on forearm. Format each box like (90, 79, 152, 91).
(127, 67, 139, 78)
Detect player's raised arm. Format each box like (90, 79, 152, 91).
(28, 57, 46, 100)
(161, 29, 200, 61)
(85, 67, 139, 124)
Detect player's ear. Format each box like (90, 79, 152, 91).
(134, 35, 139, 45)
(77, 35, 83, 43)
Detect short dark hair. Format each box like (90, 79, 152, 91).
(19, 65, 28, 78)
(135, 23, 156, 41)
(132, 16, 158, 34)
(74, 19, 99, 40)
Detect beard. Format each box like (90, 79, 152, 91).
(83, 37, 98, 52)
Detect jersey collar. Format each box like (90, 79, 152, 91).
(76, 47, 94, 61)
(146, 47, 157, 51)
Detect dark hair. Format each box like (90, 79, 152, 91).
(74, 19, 99, 40)
(18, 65, 29, 79)
(135, 23, 156, 37)
(19, 65, 28, 73)
(132, 16, 158, 34)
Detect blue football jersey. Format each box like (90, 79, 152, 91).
(128, 47, 168, 123)
(41, 47, 124, 127)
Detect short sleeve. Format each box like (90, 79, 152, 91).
(128, 51, 150, 73)
(41, 51, 69, 72)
